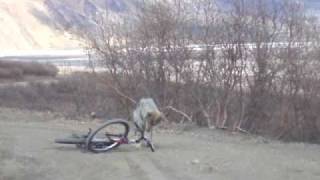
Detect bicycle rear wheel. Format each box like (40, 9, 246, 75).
(86, 119, 130, 153)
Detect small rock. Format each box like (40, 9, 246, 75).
(191, 159, 200, 165)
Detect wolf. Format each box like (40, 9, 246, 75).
(133, 98, 164, 142)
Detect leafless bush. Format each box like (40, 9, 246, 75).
(0, 60, 58, 79)
(0, 73, 129, 119)
(50, 0, 320, 142)
(0, 67, 23, 79)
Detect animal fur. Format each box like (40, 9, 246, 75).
(133, 98, 164, 141)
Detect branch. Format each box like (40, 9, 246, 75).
(94, 74, 137, 105)
(235, 127, 250, 134)
(108, 84, 137, 105)
(162, 106, 192, 122)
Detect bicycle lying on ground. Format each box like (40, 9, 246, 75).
(55, 119, 155, 153)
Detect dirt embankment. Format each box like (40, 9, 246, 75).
(0, 108, 320, 180)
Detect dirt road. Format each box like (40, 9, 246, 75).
(0, 108, 320, 180)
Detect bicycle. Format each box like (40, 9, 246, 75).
(55, 119, 155, 153)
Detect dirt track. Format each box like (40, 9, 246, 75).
(0, 108, 320, 180)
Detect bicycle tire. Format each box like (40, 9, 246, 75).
(86, 119, 130, 153)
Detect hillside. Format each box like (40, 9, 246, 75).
(0, 0, 82, 51)
(0, 0, 140, 51)
(0, 0, 319, 51)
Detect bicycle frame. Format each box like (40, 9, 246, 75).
(55, 119, 155, 152)
(113, 131, 155, 152)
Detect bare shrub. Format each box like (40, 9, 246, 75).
(0, 60, 58, 79)
(0, 73, 127, 119)
(7, 0, 310, 142)
(19, 62, 58, 77)
(10, 0, 318, 143)
(0, 67, 23, 79)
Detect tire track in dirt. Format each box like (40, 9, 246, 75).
(126, 154, 173, 180)
(125, 155, 150, 180)
(148, 156, 194, 180)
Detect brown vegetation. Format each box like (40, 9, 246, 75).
(0, 73, 124, 119)
(0, 60, 58, 79)
(80, 0, 320, 143)
(1, 0, 319, 143)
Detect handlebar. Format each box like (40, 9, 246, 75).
(128, 137, 155, 152)
(131, 122, 155, 152)
(143, 137, 155, 152)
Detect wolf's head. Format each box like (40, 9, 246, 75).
(145, 110, 164, 132)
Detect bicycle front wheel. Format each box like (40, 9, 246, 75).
(86, 119, 130, 153)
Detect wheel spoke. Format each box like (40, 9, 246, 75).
(86, 119, 130, 153)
